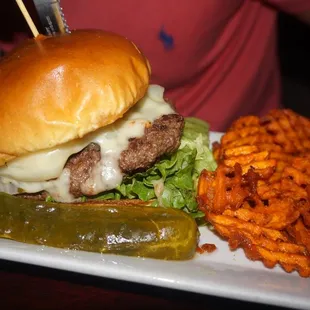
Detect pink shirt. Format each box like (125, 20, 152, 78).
(4, 1, 310, 131)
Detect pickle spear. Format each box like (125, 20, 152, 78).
(0, 193, 199, 260)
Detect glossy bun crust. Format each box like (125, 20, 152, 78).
(0, 30, 151, 166)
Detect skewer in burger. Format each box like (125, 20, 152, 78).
(0, 29, 216, 218)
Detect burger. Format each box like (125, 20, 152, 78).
(0, 30, 216, 218)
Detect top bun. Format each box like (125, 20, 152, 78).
(0, 29, 151, 166)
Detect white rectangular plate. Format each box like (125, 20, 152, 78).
(0, 132, 309, 310)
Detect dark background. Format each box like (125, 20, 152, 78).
(278, 12, 310, 117)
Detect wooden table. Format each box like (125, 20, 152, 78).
(0, 259, 287, 310)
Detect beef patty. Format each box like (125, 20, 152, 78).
(17, 114, 184, 199)
(119, 114, 184, 173)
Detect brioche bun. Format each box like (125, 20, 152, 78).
(0, 29, 151, 166)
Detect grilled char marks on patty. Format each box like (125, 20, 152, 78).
(16, 191, 48, 201)
(64, 142, 101, 197)
(15, 114, 184, 200)
(119, 114, 184, 173)
(63, 114, 184, 197)
(16, 143, 101, 200)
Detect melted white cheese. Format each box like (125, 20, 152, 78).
(0, 85, 175, 202)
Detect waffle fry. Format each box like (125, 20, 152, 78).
(198, 109, 310, 277)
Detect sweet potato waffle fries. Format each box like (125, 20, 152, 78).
(197, 109, 310, 277)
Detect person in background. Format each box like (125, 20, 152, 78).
(1, 0, 310, 131)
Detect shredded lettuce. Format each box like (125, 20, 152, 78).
(96, 117, 217, 218)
